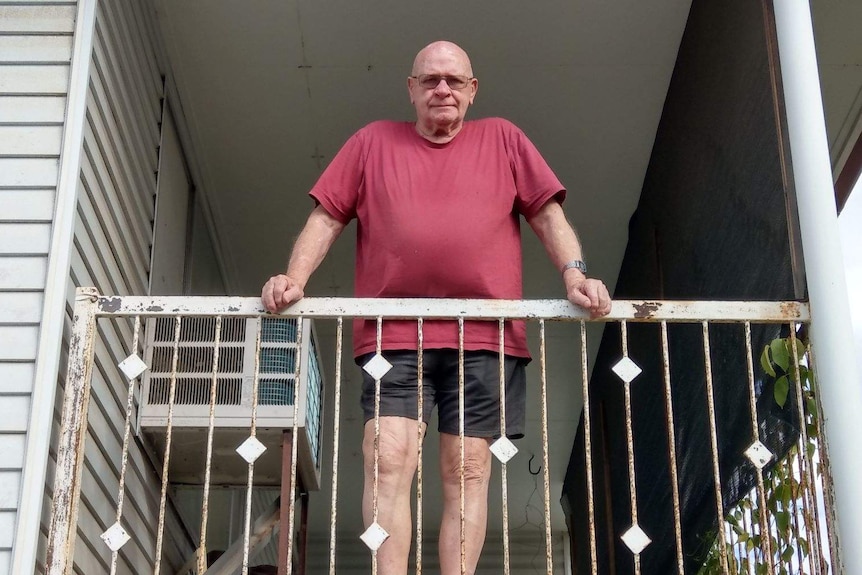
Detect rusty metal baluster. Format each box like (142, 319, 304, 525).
(458, 317, 467, 575)
(328, 317, 344, 575)
(538, 320, 554, 574)
(789, 451, 807, 572)
(153, 316, 182, 575)
(371, 316, 383, 575)
(285, 318, 304, 575)
(620, 321, 642, 575)
(740, 509, 751, 573)
(241, 319, 263, 575)
(659, 322, 685, 575)
(197, 316, 222, 574)
(416, 318, 425, 575)
(109, 316, 141, 575)
(499, 319, 512, 575)
(788, 327, 823, 575)
(701, 321, 730, 573)
(579, 320, 598, 575)
(743, 322, 775, 575)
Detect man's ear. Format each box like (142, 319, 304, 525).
(407, 77, 416, 104)
(469, 77, 478, 104)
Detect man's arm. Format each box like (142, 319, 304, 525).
(526, 200, 612, 318)
(261, 204, 346, 312)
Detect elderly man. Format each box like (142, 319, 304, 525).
(262, 40, 611, 575)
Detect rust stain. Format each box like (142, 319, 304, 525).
(633, 301, 661, 319)
(100, 297, 122, 312)
(780, 301, 799, 319)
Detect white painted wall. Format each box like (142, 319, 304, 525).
(0, 4, 74, 573)
(39, 0, 195, 571)
(150, 106, 191, 296)
(1, 1, 227, 573)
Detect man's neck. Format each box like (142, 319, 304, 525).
(414, 121, 464, 144)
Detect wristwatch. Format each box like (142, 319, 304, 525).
(561, 260, 587, 275)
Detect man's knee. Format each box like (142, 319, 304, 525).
(440, 438, 492, 489)
(363, 421, 419, 480)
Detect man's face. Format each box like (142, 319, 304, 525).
(408, 45, 478, 133)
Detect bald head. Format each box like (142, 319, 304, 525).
(412, 41, 473, 77)
(407, 40, 478, 143)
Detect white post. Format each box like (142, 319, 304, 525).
(773, 1, 862, 572)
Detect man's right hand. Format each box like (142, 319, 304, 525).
(261, 274, 304, 313)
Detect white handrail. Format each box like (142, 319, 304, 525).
(92, 294, 809, 323)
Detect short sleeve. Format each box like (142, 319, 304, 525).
(309, 131, 366, 224)
(508, 124, 566, 218)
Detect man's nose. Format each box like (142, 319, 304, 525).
(433, 78, 452, 95)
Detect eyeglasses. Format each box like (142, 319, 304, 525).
(410, 74, 474, 90)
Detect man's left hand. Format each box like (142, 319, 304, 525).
(565, 275, 612, 318)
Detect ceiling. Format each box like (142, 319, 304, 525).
(151, 0, 862, 548)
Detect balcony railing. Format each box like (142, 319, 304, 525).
(45, 288, 833, 575)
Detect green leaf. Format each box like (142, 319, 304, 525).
(774, 375, 790, 408)
(792, 338, 806, 362)
(771, 339, 790, 372)
(775, 510, 790, 532)
(761, 345, 776, 377)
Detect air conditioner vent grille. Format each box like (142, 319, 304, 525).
(150, 346, 245, 374)
(259, 347, 297, 376)
(153, 317, 246, 343)
(259, 380, 295, 405)
(148, 377, 243, 405)
(261, 317, 297, 342)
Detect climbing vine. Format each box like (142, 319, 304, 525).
(697, 334, 827, 574)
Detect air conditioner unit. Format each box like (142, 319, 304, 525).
(138, 316, 324, 491)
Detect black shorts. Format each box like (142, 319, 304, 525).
(358, 349, 528, 439)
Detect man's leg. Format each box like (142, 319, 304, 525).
(362, 415, 423, 575)
(438, 432, 493, 575)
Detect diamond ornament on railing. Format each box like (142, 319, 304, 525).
(101, 521, 131, 552)
(362, 353, 393, 380)
(118, 353, 148, 380)
(236, 436, 267, 464)
(612, 356, 643, 384)
(360, 521, 390, 551)
(489, 436, 519, 463)
(621, 523, 651, 554)
(744, 440, 774, 470)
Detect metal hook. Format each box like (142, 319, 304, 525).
(528, 454, 541, 475)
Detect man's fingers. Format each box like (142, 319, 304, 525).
(567, 285, 592, 309)
(261, 274, 302, 313)
(568, 278, 612, 317)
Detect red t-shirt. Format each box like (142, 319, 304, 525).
(310, 118, 565, 358)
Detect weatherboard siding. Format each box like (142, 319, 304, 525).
(0, 3, 73, 573)
(37, 0, 192, 572)
(1, 1, 192, 572)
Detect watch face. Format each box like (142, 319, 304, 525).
(563, 260, 587, 274)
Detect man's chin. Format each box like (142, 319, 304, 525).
(427, 112, 460, 126)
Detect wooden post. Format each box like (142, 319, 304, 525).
(45, 288, 99, 575)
